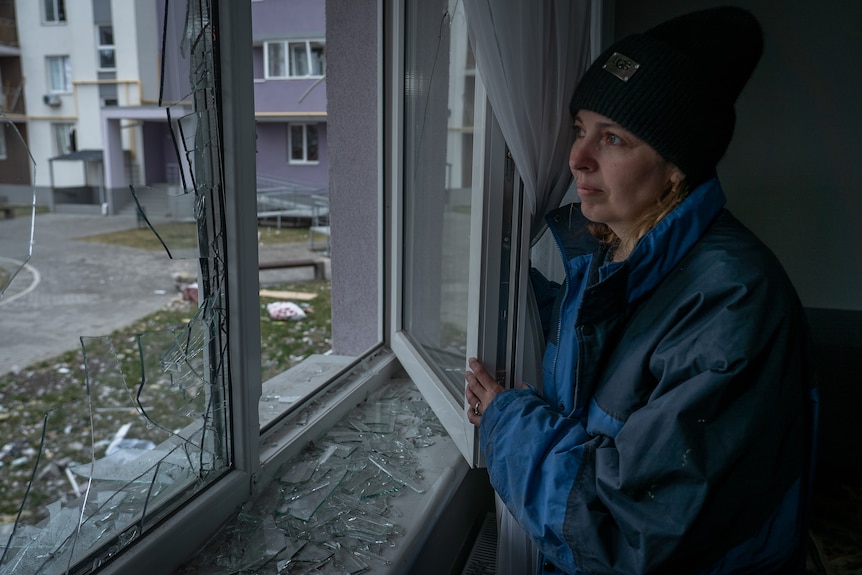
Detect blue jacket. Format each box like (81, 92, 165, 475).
(479, 178, 817, 574)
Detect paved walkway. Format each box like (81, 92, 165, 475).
(0, 213, 326, 375)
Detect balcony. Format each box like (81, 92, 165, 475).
(1, 82, 24, 114)
(0, 17, 19, 53)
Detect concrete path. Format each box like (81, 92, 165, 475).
(0, 213, 326, 375)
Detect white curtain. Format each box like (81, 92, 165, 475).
(462, 1, 594, 572)
(463, 0, 592, 238)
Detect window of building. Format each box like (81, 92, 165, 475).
(43, 0, 66, 24)
(97, 25, 116, 70)
(288, 123, 319, 163)
(52, 122, 76, 155)
(46, 55, 71, 93)
(264, 40, 325, 78)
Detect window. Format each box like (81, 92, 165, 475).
(288, 123, 319, 163)
(46, 55, 71, 93)
(0, 126, 6, 160)
(390, 0, 518, 464)
(0, 4, 242, 570)
(97, 25, 116, 70)
(0, 0, 529, 571)
(265, 40, 325, 78)
(43, 0, 66, 23)
(52, 122, 76, 155)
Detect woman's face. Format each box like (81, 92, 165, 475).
(570, 109, 683, 240)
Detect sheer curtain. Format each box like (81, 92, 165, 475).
(462, 1, 594, 572)
(463, 0, 591, 235)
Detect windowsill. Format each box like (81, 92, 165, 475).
(176, 370, 476, 574)
(259, 353, 355, 430)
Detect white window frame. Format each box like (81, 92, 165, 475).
(43, 0, 66, 24)
(46, 55, 72, 93)
(97, 24, 116, 71)
(263, 39, 325, 79)
(386, 0, 523, 468)
(288, 123, 319, 164)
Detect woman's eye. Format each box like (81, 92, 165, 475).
(605, 133, 622, 145)
(573, 125, 586, 138)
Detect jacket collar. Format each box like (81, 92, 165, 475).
(625, 176, 726, 302)
(545, 176, 727, 303)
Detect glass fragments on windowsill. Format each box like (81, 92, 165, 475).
(175, 376, 455, 574)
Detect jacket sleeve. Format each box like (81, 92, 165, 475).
(479, 262, 810, 574)
(479, 387, 591, 570)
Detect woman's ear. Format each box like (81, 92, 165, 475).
(669, 166, 685, 187)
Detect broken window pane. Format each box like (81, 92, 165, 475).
(0, 114, 36, 300)
(1, 0, 232, 571)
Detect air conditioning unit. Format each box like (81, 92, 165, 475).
(43, 93, 62, 107)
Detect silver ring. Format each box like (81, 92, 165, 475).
(474, 400, 481, 416)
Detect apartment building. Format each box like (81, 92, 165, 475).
(7, 0, 327, 216)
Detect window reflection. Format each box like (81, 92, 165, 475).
(403, 0, 476, 396)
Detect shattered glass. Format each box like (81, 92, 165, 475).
(0, 114, 36, 300)
(176, 379, 450, 574)
(1, 0, 232, 572)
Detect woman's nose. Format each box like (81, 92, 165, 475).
(569, 141, 595, 174)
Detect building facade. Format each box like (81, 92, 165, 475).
(7, 0, 327, 216)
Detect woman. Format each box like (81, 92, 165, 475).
(465, 7, 816, 574)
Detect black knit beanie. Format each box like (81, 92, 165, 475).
(569, 6, 763, 186)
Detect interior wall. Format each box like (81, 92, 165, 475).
(326, 0, 380, 355)
(612, 0, 862, 478)
(612, 0, 862, 311)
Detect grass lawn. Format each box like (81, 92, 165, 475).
(76, 222, 311, 251)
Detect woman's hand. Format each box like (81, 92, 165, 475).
(465, 357, 505, 426)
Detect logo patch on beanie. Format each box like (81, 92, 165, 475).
(603, 52, 639, 82)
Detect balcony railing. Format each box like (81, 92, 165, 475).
(0, 83, 24, 114)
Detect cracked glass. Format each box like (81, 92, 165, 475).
(0, 115, 35, 300)
(0, 1, 232, 572)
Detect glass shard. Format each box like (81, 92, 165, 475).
(176, 379, 451, 573)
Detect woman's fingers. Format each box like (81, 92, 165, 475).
(467, 357, 494, 389)
(465, 357, 505, 425)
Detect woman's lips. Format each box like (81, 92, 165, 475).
(577, 184, 601, 197)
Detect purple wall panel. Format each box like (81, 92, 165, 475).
(252, 0, 325, 38)
(254, 79, 327, 113)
